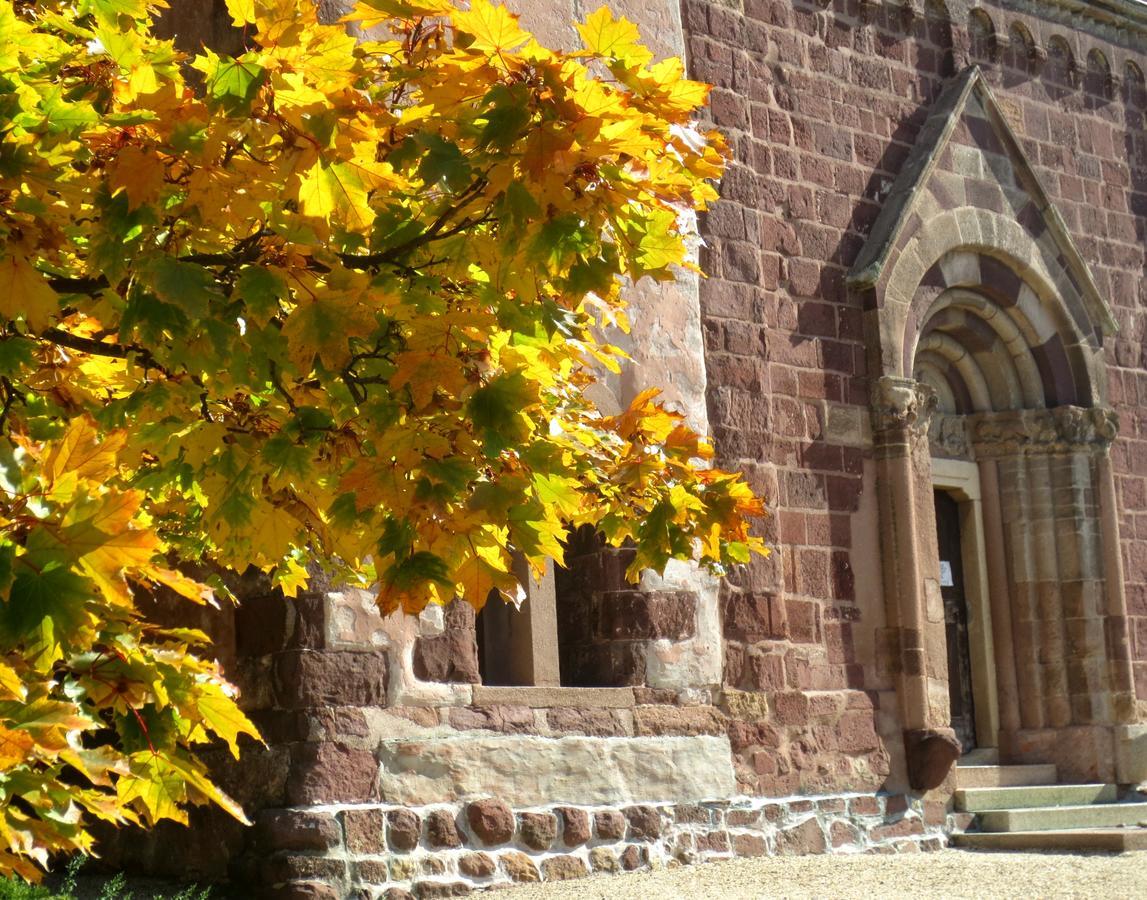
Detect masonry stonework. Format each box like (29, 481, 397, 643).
(118, 0, 1147, 895)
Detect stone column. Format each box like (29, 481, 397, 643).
(978, 459, 1022, 735)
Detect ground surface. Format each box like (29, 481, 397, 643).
(511, 849, 1147, 898)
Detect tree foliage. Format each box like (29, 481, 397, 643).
(0, 0, 765, 878)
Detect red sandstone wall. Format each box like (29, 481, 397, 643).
(686, 0, 1147, 785)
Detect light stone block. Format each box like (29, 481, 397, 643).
(375, 734, 738, 807)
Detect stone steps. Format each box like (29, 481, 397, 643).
(955, 783, 1117, 812)
(956, 763, 1059, 788)
(951, 755, 1147, 852)
(951, 828, 1147, 852)
(977, 801, 1147, 833)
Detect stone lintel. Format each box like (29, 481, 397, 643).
(471, 686, 637, 708)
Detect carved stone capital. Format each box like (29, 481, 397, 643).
(871, 376, 938, 437)
(969, 406, 1118, 456)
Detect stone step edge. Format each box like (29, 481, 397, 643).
(977, 802, 1147, 833)
(951, 828, 1147, 852)
(954, 783, 1116, 812)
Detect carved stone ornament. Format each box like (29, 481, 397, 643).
(871, 376, 939, 436)
(969, 406, 1118, 457)
(928, 414, 970, 458)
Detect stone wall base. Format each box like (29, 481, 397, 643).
(258, 792, 946, 898)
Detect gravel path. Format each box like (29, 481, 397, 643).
(509, 850, 1147, 899)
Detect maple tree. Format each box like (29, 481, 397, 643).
(0, 0, 766, 879)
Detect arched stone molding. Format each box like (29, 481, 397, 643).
(848, 65, 1137, 783)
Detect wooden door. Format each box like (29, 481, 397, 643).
(934, 490, 977, 753)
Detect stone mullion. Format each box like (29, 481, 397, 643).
(997, 454, 1045, 731)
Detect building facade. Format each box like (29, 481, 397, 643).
(120, 0, 1147, 896)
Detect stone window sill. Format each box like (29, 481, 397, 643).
(471, 685, 636, 708)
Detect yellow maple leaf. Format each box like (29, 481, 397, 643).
(0, 252, 58, 333)
(224, 0, 256, 26)
(106, 145, 167, 210)
(43, 418, 126, 492)
(453, 0, 530, 57)
(577, 6, 653, 69)
(0, 725, 35, 768)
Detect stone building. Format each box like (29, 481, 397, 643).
(121, 0, 1147, 896)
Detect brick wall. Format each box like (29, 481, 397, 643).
(686, 0, 1147, 786)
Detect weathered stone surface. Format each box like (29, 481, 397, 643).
(546, 707, 628, 737)
(518, 811, 557, 850)
(589, 847, 620, 873)
(387, 809, 421, 852)
(557, 806, 590, 845)
(619, 845, 647, 870)
(257, 809, 341, 853)
(278, 883, 340, 900)
(542, 855, 589, 881)
(633, 705, 727, 736)
(383, 890, 414, 900)
(777, 818, 827, 856)
(595, 590, 698, 640)
(466, 798, 514, 845)
(425, 809, 462, 848)
(288, 743, 377, 805)
(262, 855, 348, 885)
(623, 805, 662, 841)
(353, 858, 388, 883)
(412, 601, 480, 684)
(594, 809, 627, 840)
(831, 820, 862, 848)
(501, 851, 540, 882)
(273, 649, 388, 708)
(732, 833, 768, 856)
(458, 852, 496, 878)
(390, 858, 417, 881)
(413, 882, 471, 898)
(421, 858, 447, 875)
(375, 735, 736, 806)
(904, 728, 961, 791)
(343, 808, 385, 855)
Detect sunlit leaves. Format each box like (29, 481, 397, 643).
(0, 419, 257, 879)
(0, 0, 764, 879)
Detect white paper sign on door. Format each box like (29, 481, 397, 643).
(939, 561, 954, 587)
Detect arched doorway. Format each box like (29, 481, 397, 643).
(846, 66, 1140, 785)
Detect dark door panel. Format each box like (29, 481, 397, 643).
(934, 490, 976, 753)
